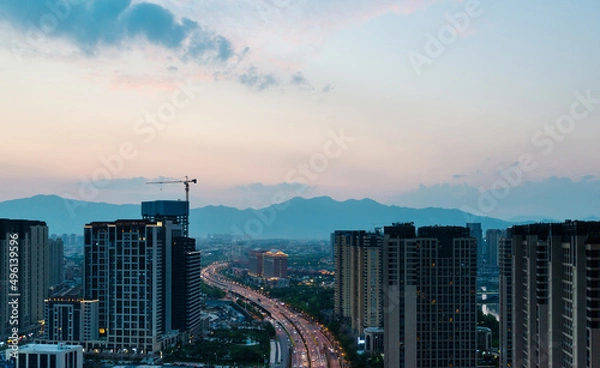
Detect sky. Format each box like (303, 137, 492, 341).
(1, 0, 600, 221)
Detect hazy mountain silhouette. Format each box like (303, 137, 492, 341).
(0, 195, 139, 235)
(0, 194, 517, 239)
(217, 196, 514, 239)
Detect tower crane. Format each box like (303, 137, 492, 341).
(145, 176, 197, 202)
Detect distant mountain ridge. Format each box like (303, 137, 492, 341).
(0, 194, 521, 239)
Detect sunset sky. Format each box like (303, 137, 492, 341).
(1, 0, 599, 220)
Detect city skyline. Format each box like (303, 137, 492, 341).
(1, 1, 600, 221)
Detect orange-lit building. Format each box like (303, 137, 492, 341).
(263, 250, 288, 279)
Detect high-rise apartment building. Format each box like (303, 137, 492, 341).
(141, 199, 201, 335)
(466, 222, 484, 263)
(334, 230, 359, 322)
(48, 238, 64, 289)
(83, 219, 182, 354)
(499, 234, 513, 366)
(485, 229, 503, 268)
(384, 224, 478, 368)
(0, 219, 50, 339)
(499, 221, 600, 368)
(248, 249, 264, 276)
(333, 230, 384, 336)
(263, 250, 288, 279)
(171, 236, 202, 334)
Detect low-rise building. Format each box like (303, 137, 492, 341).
(7, 344, 83, 368)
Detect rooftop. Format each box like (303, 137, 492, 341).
(18, 344, 82, 352)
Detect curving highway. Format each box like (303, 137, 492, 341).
(202, 263, 341, 368)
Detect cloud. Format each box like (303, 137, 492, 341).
(184, 31, 234, 62)
(120, 0, 432, 88)
(0, 0, 319, 90)
(321, 84, 333, 93)
(0, 0, 233, 62)
(2, 0, 395, 91)
(237, 69, 320, 92)
(289, 71, 306, 84)
(238, 66, 279, 91)
(125, 3, 195, 49)
(289, 71, 314, 90)
(156, 0, 429, 45)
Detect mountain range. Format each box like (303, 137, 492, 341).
(0, 194, 539, 239)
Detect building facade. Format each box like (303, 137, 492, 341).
(333, 230, 384, 336)
(171, 236, 202, 334)
(83, 219, 181, 354)
(43, 286, 98, 343)
(384, 224, 478, 368)
(248, 249, 264, 276)
(485, 229, 503, 268)
(9, 344, 83, 368)
(48, 238, 64, 290)
(0, 219, 50, 340)
(499, 235, 513, 367)
(263, 250, 288, 279)
(466, 222, 484, 264)
(142, 200, 190, 237)
(499, 221, 600, 368)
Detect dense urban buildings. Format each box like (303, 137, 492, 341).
(332, 230, 384, 336)
(0, 219, 50, 340)
(383, 223, 478, 368)
(499, 221, 600, 368)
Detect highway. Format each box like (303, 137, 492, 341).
(202, 263, 341, 368)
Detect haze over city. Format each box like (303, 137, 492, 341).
(1, 0, 600, 221)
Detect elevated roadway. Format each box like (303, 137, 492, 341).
(202, 263, 341, 368)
